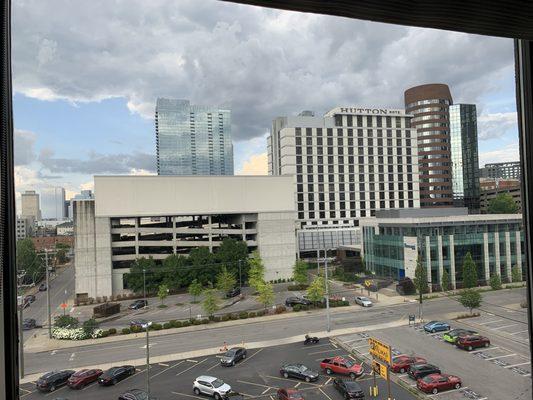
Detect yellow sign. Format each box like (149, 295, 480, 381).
(364, 279, 373, 287)
(368, 337, 392, 365)
(372, 360, 388, 379)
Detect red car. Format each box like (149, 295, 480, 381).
(456, 335, 490, 351)
(277, 388, 304, 400)
(417, 373, 462, 394)
(67, 369, 103, 389)
(391, 355, 427, 373)
(320, 356, 364, 379)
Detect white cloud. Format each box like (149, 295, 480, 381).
(238, 152, 268, 175)
(478, 112, 518, 140)
(478, 142, 520, 167)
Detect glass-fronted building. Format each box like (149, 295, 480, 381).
(361, 209, 524, 290)
(155, 98, 234, 175)
(449, 104, 480, 212)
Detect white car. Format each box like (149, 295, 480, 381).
(193, 376, 232, 400)
(355, 296, 373, 307)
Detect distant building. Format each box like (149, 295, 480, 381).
(155, 98, 234, 176)
(480, 184, 521, 213)
(480, 161, 521, 180)
(67, 190, 94, 219)
(21, 190, 41, 221)
(41, 187, 66, 220)
(16, 217, 31, 241)
(480, 178, 520, 191)
(31, 235, 74, 252)
(56, 221, 74, 236)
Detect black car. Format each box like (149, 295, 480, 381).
(220, 347, 247, 366)
(24, 294, 36, 303)
(333, 378, 365, 399)
(285, 297, 312, 307)
(35, 370, 75, 392)
(128, 300, 148, 310)
(98, 366, 135, 386)
(22, 318, 36, 330)
(408, 364, 441, 380)
(130, 319, 149, 328)
(119, 388, 157, 400)
(226, 287, 241, 298)
(38, 283, 47, 291)
(280, 363, 319, 382)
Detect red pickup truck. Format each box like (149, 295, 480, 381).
(320, 356, 364, 379)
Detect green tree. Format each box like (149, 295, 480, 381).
(488, 193, 519, 214)
(188, 247, 216, 285)
(158, 284, 169, 305)
(441, 269, 451, 292)
(82, 318, 99, 335)
(462, 252, 478, 289)
(216, 238, 249, 281)
(202, 289, 219, 317)
(413, 255, 429, 295)
(248, 251, 265, 292)
(293, 260, 308, 286)
(459, 289, 482, 314)
(123, 257, 158, 294)
(161, 254, 190, 289)
(489, 274, 502, 290)
(307, 276, 326, 303)
(188, 279, 203, 302)
(257, 282, 275, 309)
(216, 267, 237, 294)
(16, 238, 43, 284)
(54, 315, 79, 328)
(511, 266, 522, 283)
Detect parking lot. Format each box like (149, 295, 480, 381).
(20, 341, 416, 400)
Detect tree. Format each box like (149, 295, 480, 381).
(512, 266, 522, 283)
(188, 247, 217, 285)
(161, 254, 190, 289)
(202, 289, 219, 317)
(16, 238, 43, 284)
(82, 318, 99, 335)
(488, 193, 519, 214)
(413, 255, 429, 295)
(462, 252, 478, 289)
(216, 267, 237, 294)
(158, 284, 169, 305)
(489, 274, 502, 290)
(188, 279, 203, 302)
(441, 269, 451, 292)
(123, 257, 158, 294)
(248, 251, 265, 292)
(293, 260, 308, 286)
(216, 238, 249, 281)
(257, 282, 275, 309)
(459, 289, 482, 314)
(307, 276, 326, 303)
(54, 315, 79, 328)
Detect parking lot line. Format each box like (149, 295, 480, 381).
(510, 330, 529, 335)
(294, 382, 301, 388)
(262, 388, 272, 394)
(159, 363, 170, 367)
(504, 361, 531, 368)
(151, 360, 185, 379)
(206, 361, 220, 372)
(477, 319, 504, 325)
(471, 346, 499, 353)
(351, 344, 369, 349)
(319, 387, 334, 400)
(236, 380, 274, 389)
(263, 375, 321, 387)
(44, 386, 67, 397)
(300, 343, 332, 350)
(491, 324, 519, 330)
(171, 391, 205, 400)
(308, 348, 342, 355)
(176, 358, 207, 376)
(325, 377, 332, 385)
(239, 348, 264, 366)
(484, 353, 516, 361)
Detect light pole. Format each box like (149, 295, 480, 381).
(17, 269, 26, 378)
(45, 250, 52, 339)
(143, 268, 147, 308)
(324, 249, 331, 332)
(141, 321, 153, 396)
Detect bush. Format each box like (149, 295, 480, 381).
(172, 320, 182, 328)
(201, 319, 209, 324)
(130, 325, 141, 333)
(275, 305, 286, 314)
(192, 319, 202, 325)
(181, 320, 191, 327)
(221, 315, 230, 322)
(82, 318, 100, 335)
(256, 309, 266, 317)
(229, 313, 238, 320)
(121, 327, 131, 335)
(100, 330, 109, 338)
(54, 315, 79, 329)
(287, 284, 309, 291)
(108, 328, 117, 335)
(248, 312, 256, 318)
(293, 304, 302, 312)
(239, 311, 248, 319)
(489, 274, 502, 290)
(163, 322, 172, 329)
(212, 316, 221, 322)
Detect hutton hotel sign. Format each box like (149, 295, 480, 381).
(325, 107, 406, 117)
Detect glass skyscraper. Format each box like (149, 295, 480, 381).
(155, 98, 234, 175)
(449, 104, 480, 212)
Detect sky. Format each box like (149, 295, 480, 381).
(12, 0, 520, 207)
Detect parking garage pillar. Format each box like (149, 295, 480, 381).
(208, 215, 213, 252)
(425, 236, 432, 293)
(449, 235, 456, 289)
(483, 232, 490, 283)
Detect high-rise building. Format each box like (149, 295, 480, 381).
(20, 190, 41, 221)
(268, 107, 420, 232)
(67, 189, 94, 219)
(480, 161, 521, 180)
(449, 104, 480, 212)
(155, 98, 233, 176)
(41, 187, 66, 220)
(405, 84, 454, 208)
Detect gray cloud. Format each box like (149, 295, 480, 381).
(13, 0, 515, 143)
(14, 129, 37, 165)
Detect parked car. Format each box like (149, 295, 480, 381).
(128, 299, 148, 310)
(332, 378, 365, 399)
(220, 347, 247, 366)
(408, 364, 441, 380)
(391, 355, 427, 373)
(456, 335, 490, 351)
(35, 370, 75, 392)
(417, 373, 462, 394)
(423, 321, 450, 333)
(119, 389, 157, 400)
(277, 388, 304, 400)
(279, 363, 319, 382)
(320, 356, 364, 379)
(193, 376, 232, 400)
(285, 297, 312, 307)
(226, 287, 241, 298)
(38, 283, 47, 291)
(443, 329, 477, 344)
(24, 294, 36, 303)
(98, 366, 135, 386)
(130, 319, 149, 329)
(67, 368, 103, 389)
(22, 318, 36, 330)
(354, 296, 373, 307)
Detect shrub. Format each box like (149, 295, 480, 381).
(212, 316, 221, 322)
(256, 309, 265, 317)
(82, 318, 100, 335)
(130, 325, 141, 333)
(108, 328, 117, 335)
(54, 315, 79, 329)
(100, 330, 109, 338)
(489, 274, 502, 290)
(221, 315, 230, 322)
(275, 305, 286, 314)
(201, 319, 209, 324)
(151, 323, 162, 331)
(248, 312, 257, 318)
(287, 284, 309, 291)
(293, 304, 302, 312)
(172, 320, 182, 328)
(96, 297, 102, 303)
(193, 319, 202, 325)
(229, 313, 238, 320)
(181, 320, 191, 327)
(239, 311, 248, 319)
(121, 327, 131, 335)
(163, 322, 172, 329)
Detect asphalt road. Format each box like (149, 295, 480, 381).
(20, 341, 417, 400)
(23, 287, 528, 375)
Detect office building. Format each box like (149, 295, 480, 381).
(20, 190, 41, 221)
(405, 84, 454, 208)
(480, 161, 521, 180)
(16, 218, 31, 241)
(74, 175, 296, 298)
(449, 104, 480, 212)
(41, 187, 66, 220)
(361, 208, 524, 289)
(155, 98, 233, 176)
(56, 221, 74, 236)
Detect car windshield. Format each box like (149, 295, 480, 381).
(345, 360, 354, 367)
(298, 365, 308, 372)
(225, 349, 237, 356)
(360, 297, 370, 301)
(422, 376, 434, 383)
(212, 379, 225, 388)
(345, 382, 361, 391)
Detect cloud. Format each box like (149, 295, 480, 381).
(478, 112, 518, 140)
(478, 142, 519, 167)
(14, 129, 37, 165)
(238, 152, 268, 175)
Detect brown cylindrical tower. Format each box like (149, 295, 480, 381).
(405, 84, 453, 208)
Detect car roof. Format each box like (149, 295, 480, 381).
(229, 347, 244, 351)
(197, 375, 218, 382)
(329, 356, 348, 362)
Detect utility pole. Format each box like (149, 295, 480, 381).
(143, 268, 147, 308)
(238, 260, 242, 290)
(143, 321, 152, 395)
(45, 250, 52, 339)
(324, 249, 331, 332)
(17, 270, 25, 378)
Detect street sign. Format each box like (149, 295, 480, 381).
(368, 337, 392, 365)
(372, 360, 388, 379)
(60, 303, 68, 309)
(364, 279, 372, 287)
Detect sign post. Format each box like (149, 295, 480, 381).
(368, 337, 393, 399)
(60, 303, 68, 316)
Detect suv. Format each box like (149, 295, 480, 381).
(193, 376, 232, 400)
(408, 364, 441, 380)
(456, 335, 490, 351)
(320, 356, 364, 379)
(129, 299, 148, 310)
(332, 379, 365, 399)
(36, 370, 75, 392)
(285, 297, 312, 307)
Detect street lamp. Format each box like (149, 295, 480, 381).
(141, 321, 153, 396)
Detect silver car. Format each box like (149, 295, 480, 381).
(193, 376, 231, 400)
(355, 296, 373, 307)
